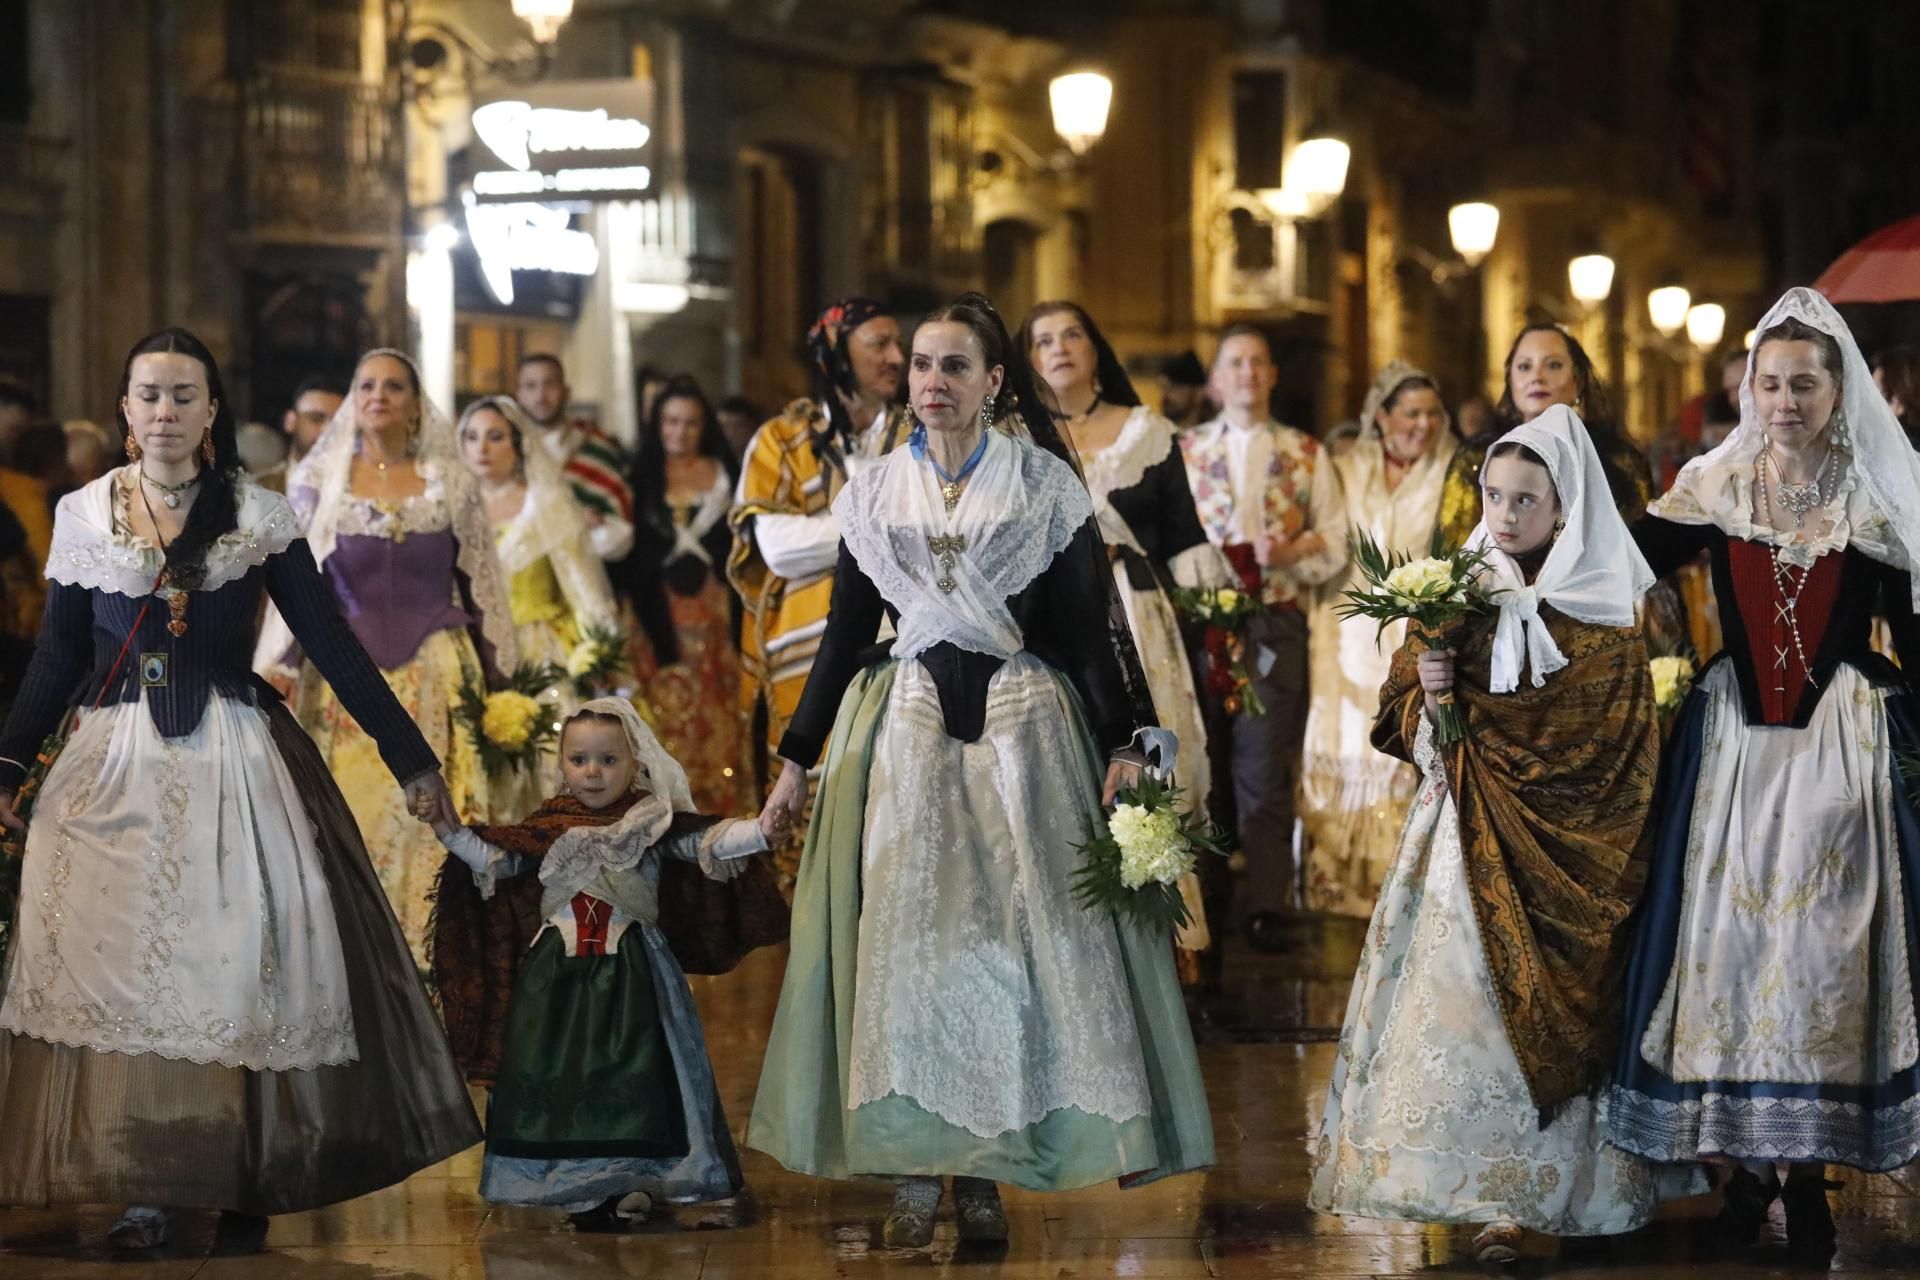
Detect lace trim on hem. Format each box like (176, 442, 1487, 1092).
(0, 1016, 362, 1074)
(848, 1083, 1152, 1140)
(1605, 1084, 1920, 1171)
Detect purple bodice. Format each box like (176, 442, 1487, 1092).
(322, 528, 473, 669)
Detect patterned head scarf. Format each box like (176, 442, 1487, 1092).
(808, 296, 889, 453)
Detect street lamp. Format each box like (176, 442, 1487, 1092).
(1647, 285, 1692, 338)
(1687, 303, 1727, 353)
(1568, 254, 1616, 306)
(1049, 72, 1113, 156)
(1283, 134, 1349, 216)
(1448, 202, 1499, 268)
(511, 0, 575, 44)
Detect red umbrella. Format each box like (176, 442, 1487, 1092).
(1816, 214, 1920, 303)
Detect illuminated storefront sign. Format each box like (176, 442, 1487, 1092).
(468, 81, 656, 203)
(465, 200, 599, 306)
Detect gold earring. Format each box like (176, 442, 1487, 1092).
(201, 433, 216, 465)
(125, 431, 142, 461)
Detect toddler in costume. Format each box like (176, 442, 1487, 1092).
(430, 696, 771, 1230)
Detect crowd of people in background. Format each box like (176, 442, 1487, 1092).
(5, 286, 1920, 1262)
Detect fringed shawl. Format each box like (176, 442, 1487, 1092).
(1373, 606, 1659, 1113)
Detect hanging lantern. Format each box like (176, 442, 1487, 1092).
(1647, 285, 1692, 337)
(1283, 135, 1349, 214)
(1568, 253, 1616, 305)
(1049, 72, 1114, 156)
(1447, 202, 1499, 267)
(511, 0, 575, 44)
(1687, 303, 1727, 353)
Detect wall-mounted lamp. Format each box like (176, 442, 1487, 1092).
(1568, 254, 1617, 306)
(510, 0, 575, 45)
(1448, 202, 1499, 268)
(1049, 72, 1113, 157)
(1647, 285, 1692, 338)
(1281, 134, 1349, 218)
(1687, 303, 1727, 353)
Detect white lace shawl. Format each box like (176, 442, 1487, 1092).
(475, 398, 619, 634)
(1650, 286, 1920, 594)
(46, 466, 300, 596)
(1466, 405, 1655, 693)
(833, 431, 1093, 663)
(285, 349, 517, 670)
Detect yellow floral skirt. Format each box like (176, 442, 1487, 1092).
(295, 628, 492, 968)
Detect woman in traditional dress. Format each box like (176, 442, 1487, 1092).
(259, 349, 516, 967)
(748, 293, 1213, 1249)
(0, 329, 479, 1253)
(1017, 300, 1233, 976)
(1609, 288, 1920, 1262)
(1436, 324, 1655, 549)
(1300, 361, 1458, 916)
(1310, 404, 1695, 1263)
(458, 394, 620, 818)
(627, 378, 753, 815)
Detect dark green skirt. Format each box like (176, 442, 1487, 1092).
(488, 930, 688, 1160)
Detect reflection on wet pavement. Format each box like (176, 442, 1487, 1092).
(6, 925, 1920, 1276)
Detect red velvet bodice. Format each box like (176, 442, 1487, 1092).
(1726, 539, 1845, 724)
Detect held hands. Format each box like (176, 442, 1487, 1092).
(760, 758, 807, 844)
(1417, 647, 1456, 720)
(404, 771, 460, 831)
(0, 789, 20, 836)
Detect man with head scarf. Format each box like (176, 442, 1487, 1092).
(727, 298, 909, 868)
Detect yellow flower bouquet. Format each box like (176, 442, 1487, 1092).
(456, 661, 566, 775)
(1650, 654, 1696, 715)
(1336, 531, 1496, 744)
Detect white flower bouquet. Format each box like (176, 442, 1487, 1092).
(565, 623, 629, 696)
(1336, 531, 1496, 744)
(1072, 773, 1229, 933)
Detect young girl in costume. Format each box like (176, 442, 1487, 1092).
(431, 696, 772, 1230)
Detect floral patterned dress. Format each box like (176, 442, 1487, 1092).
(1309, 717, 1695, 1234)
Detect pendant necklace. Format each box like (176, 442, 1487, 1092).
(1759, 443, 1835, 530)
(915, 425, 992, 514)
(135, 474, 190, 636)
(139, 466, 200, 510)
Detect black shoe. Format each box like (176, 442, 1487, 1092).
(214, 1211, 270, 1256)
(1716, 1167, 1778, 1244)
(1780, 1175, 1840, 1262)
(1245, 912, 1290, 953)
(569, 1196, 635, 1234)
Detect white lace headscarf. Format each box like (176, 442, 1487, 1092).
(288, 348, 517, 670)
(537, 697, 698, 899)
(1650, 286, 1920, 602)
(1466, 404, 1655, 692)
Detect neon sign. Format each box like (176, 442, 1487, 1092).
(468, 84, 656, 203)
(465, 200, 600, 306)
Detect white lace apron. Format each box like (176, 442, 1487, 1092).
(835, 433, 1155, 1137)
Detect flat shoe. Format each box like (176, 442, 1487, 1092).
(1472, 1220, 1523, 1264)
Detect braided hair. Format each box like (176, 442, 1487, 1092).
(117, 327, 242, 590)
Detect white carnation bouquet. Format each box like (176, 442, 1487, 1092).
(1336, 531, 1496, 744)
(565, 622, 629, 696)
(1072, 772, 1228, 933)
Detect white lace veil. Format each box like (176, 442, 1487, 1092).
(1466, 404, 1655, 692)
(536, 697, 699, 898)
(287, 348, 517, 670)
(1649, 286, 1920, 603)
(461, 394, 584, 572)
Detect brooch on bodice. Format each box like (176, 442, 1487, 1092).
(927, 533, 967, 594)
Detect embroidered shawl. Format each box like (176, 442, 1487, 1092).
(1373, 605, 1660, 1112)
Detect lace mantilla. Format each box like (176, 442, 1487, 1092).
(1079, 407, 1174, 507)
(45, 467, 300, 596)
(834, 432, 1092, 662)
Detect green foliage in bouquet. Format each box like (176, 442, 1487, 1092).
(1071, 772, 1230, 933)
(1335, 530, 1497, 644)
(567, 623, 629, 697)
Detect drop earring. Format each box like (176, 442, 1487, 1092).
(125, 431, 142, 461)
(200, 432, 216, 465)
(981, 399, 996, 430)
